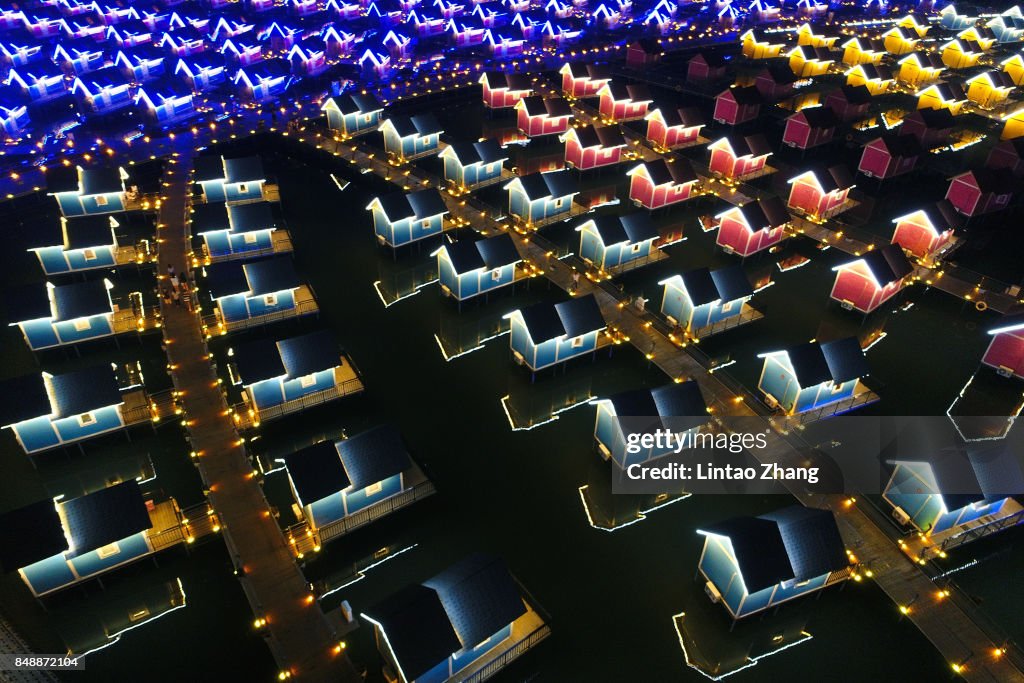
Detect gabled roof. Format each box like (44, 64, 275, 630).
(717, 133, 771, 158)
(957, 168, 1016, 194)
(194, 155, 226, 182)
(510, 170, 577, 199)
(232, 338, 287, 384)
(563, 62, 611, 80)
(655, 105, 704, 128)
(61, 480, 152, 557)
(915, 199, 964, 231)
(284, 440, 351, 504)
(571, 125, 626, 149)
(62, 214, 117, 249)
(519, 95, 571, 118)
(602, 81, 653, 103)
(50, 280, 112, 320)
(851, 63, 893, 81)
(903, 107, 955, 129)
(206, 256, 300, 298)
(79, 167, 124, 195)
(606, 380, 708, 422)
(481, 70, 532, 91)
(736, 195, 789, 230)
(192, 202, 230, 233)
(515, 293, 604, 342)
(444, 139, 507, 166)
(277, 330, 339, 378)
(443, 233, 521, 273)
(690, 51, 728, 68)
(48, 364, 123, 417)
(792, 163, 853, 192)
(828, 84, 872, 106)
(223, 156, 264, 184)
(871, 133, 924, 157)
(759, 506, 849, 582)
(583, 212, 657, 246)
(899, 51, 945, 69)
(0, 374, 52, 426)
(371, 188, 448, 222)
(0, 499, 68, 572)
(841, 243, 912, 286)
(701, 517, 793, 593)
(227, 202, 277, 234)
(363, 585, 462, 681)
(672, 264, 752, 306)
(792, 106, 838, 129)
(770, 337, 868, 387)
(338, 424, 412, 491)
(327, 92, 383, 115)
(635, 158, 697, 186)
(718, 85, 762, 105)
(921, 81, 967, 102)
(387, 113, 443, 137)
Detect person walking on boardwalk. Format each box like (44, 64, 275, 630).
(571, 270, 580, 293)
(172, 288, 181, 306)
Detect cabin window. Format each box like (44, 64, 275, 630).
(631, 243, 642, 254)
(721, 301, 734, 313)
(73, 318, 92, 331)
(553, 197, 565, 209)
(238, 183, 248, 193)
(365, 481, 383, 495)
(95, 195, 108, 206)
(96, 542, 120, 558)
(830, 381, 844, 393)
(491, 268, 502, 281)
(571, 335, 585, 348)
(84, 249, 97, 260)
(243, 232, 258, 244)
(420, 219, 432, 230)
(299, 374, 317, 388)
(78, 412, 96, 426)
(264, 293, 278, 306)
(795, 579, 811, 587)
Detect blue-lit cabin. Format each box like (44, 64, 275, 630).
(5, 66, 68, 103)
(22, 11, 68, 39)
(53, 42, 109, 75)
(322, 27, 356, 56)
(883, 445, 1024, 541)
(504, 170, 579, 225)
(380, 114, 444, 162)
(505, 294, 605, 371)
(98, 4, 140, 25)
(193, 201, 278, 261)
(174, 54, 227, 91)
(60, 0, 95, 18)
(757, 337, 868, 414)
(0, 365, 128, 455)
(258, 22, 300, 52)
(382, 30, 413, 60)
(940, 4, 975, 31)
(358, 48, 392, 80)
(362, 554, 531, 683)
(27, 213, 131, 275)
(367, 188, 449, 248)
(221, 39, 265, 68)
(433, 233, 521, 301)
(135, 79, 194, 122)
(283, 425, 415, 531)
(660, 265, 753, 331)
(160, 27, 207, 58)
(71, 67, 133, 114)
(438, 139, 508, 188)
(234, 62, 292, 101)
(410, 9, 448, 37)
(287, 43, 327, 76)
(697, 506, 850, 619)
(64, 16, 107, 41)
(8, 280, 118, 351)
(210, 17, 255, 43)
(322, 92, 384, 137)
(114, 46, 167, 83)
(576, 213, 659, 271)
(0, 40, 45, 68)
(0, 105, 29, 140)
(105, 21, 153, 49)
(47, 165, 127, 217)
(593, 382, 708, 469)
(206, 257, 310, 328)
(194, 155, 266, 204)
(0, 481, 161, 597)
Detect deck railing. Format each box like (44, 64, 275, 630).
(454, 624, 552, 683)
(235, 376, 365, 427)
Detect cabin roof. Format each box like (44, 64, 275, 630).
(724, 132, 771, 157)
(920, 199, 964, 231)
(48, 364, 122, 417)
(961, 168, 1017, 193)
(690, 51, 728, 67)
(482, 70, 532, 91)
(830, 84, 872, 105)
(423, 553, 526, 648)
(738, 196, 789, 229)
(517, 293, 603, 342)
(46, 165, 81, 194)
(6, 283, 52, 321)
(757, 64, 799, 85)
(277, 330, 339, 378)
(793, 106, 838, 129)
(79, 167, 123, 195)
(444, 239, 487, 273)
(702, 517, 793, 593)
(586, 212, 655, 245)
(245, 257, 300, 296)
(857, 244, 913, 285)
(329, 92, 383, 115)
(228, 202, 277, 233)
(779, 337, 867, 387)
(0, 499, 68, 571)
(676, 265, 748, 306)
(194, 155, 226, 182)
(0, 374, 52, 425)
(363, 585, 461, 681)
(874, 133, 923, 157)
(564, 62, 611, 79)
(446, 233, 520, 273)
(62, 214, 116, 249)
(223, 156, 264, 184)
(284, 441, 351, 503)
(233, 338, 286, 384)
(514, 170, 576, 199)
(338, 424, 412, 490)
(795, 163, 853, 192)
(710, 264, 753, 301)
(608, 380, 707, 420)
(641, 158, 697, 186)
(191, 202, 230, 233)
(760, 506, 848, 581)
(52, 280, 111, 320)
(374, 188, 448, 222)
(446, 139, 506, 166)
(905, 107, 955, 129)
(61, 480, 151, 557)
(659, 105, 704, 128)
(604, 81, 652, 102)
(719, 85, 761, 105)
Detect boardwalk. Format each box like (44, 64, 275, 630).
(156, 156, 359, 682)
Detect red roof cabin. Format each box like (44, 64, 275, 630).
(858, 134, 923, 180)
(687, 52, 729, 83)
(783, 107, 838, 150)
(830, 244, 913, 313)
(558, 62, 611, 98)
(890, 200, 962, 261)
(945, 169, 1015, 216)
(713, 86, 762, 125)
(562, 125, 628, 170)
(708, 133, 772, 181)
(787, 164, 855, 219)
(900, 108, 955, 150)
(754, 64, 799, 102)
(645, 105, 704, 150)
(824, 84, 871, 122)
(516, 96, 573, 137)
(986, 138, 1024, 177)
(627, 158, 699, 210)
(479, 71, 533, 109)
(716, 196, 790, 256)
(982, 310, 1024, 380)
(598, 82, 652, 122)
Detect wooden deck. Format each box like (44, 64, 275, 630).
(121, 388, 179, 426)
(232, 360, 365, 430)
(206, 284, 319, 335)
(112, 305, 161, 336)
(115, 241, 158, 267)
(686, 304, 765, 341)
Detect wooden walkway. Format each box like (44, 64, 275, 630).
(156, 157, 359, 682)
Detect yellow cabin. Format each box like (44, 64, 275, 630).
(841, 38, 885, 67)
(796, 23, 838, 49)
(897, 13, 931, 38)
(788, 45, 834, 78)
(957, 26, 997, 51)
(1002, 53, 1024, 86)
(1001, 108, 1024, 139)
(941, 39, 983, 69)
(917, 82, 967, 115)
(966, 71, 1016, 109)
(846, 64, 893, 96)
(882, 27, 920, 55)
(741, 29, 785, 60)
(897, 53, 945, 87)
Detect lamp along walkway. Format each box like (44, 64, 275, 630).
(292, 126, 1024, 683)
(156, 156, 359, 682)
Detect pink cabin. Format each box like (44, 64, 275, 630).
(516, 96, 573, 137)
(787, 164, 854, 219)
(945, 169, 1015, 216)
(598, 82, 652, 122)
(645, 105, 704, 149)
(982, 311, 1024, 380)
(986, 138, 1024, 177)
(716, 196, 790, 256)
(558, 62, 611, 98)
(627, 158, 699, 209)
(562, 125, 627, 170)
(708, 133, 772, 180)
(858, 134, 923, 180)
(626, 40, 662, 68)
(830, 244, 912, 313)
(824, 84, 871, 122)
(479, 71, 532, 109)
(901, 108, 955, 150)
(890, 200, 961, 261)
(754, 64, 799, 102)
(713, 86, 762, 125)
(782, 107, 838, 150)
(687, 52, 729, 83)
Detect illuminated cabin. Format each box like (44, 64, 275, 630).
(114, 45, 166, 83)
(983, 309, 1024, 379)
(896, 52, 945, 88)
(228, 330, 362, 423)
(233, 61, 293, 102)
(505, 294, 606, 372)
(958, 25, 997, 51)
(890, 201, 960, 262)
(0, 39, 44, 68)
(283, 426, 426, 541)
(788, 45, 835, 78)
(824, 84, 871, 122)
(883, 446, 1024, 544)
(46, 165, 128, 217)
(627, 158, 699, 210)
(1002, 53, 1024, 86)
(448, 18, 489, 48)
(860, 133, 925, 180)
(381, 30, 413, 61)
(322, 92, 384, 138)
(748, 0, 780, 23)
(597, 82, 652, 122)
(260, 22, 301, 52)
(479, 71, 532, 109)
(987, 11, 1024, 43)
(439, 140, 508, 190)
(897, 12, 930, 38)
(940, 39, 983, 69)
(917, 81, 968, 115)
(782, 107, 837, 150)
(716, 197, 789, 257)
(221, 38, 264, 68)
(159, 26, 208, 58)
(712, 86, 762, 126)
(795, 23, 839, 49)
(0, 104, 28, 140)
(541, 20, 584, 48)
(687, 52, 729, 83)
(52, 42, 109, 75)
(358, 48, 392, 80)
(697, 506, 850, 620)
(472, 3, 508, 29)
(4, 70, 63, 103)
(707, 133, 772, 181)
(592, 2, 621, 28)
(845, 63, 893, 96)
(840, 37, 886, 66)
(321, 26, 356, 56)
(1003, 107, 1024, 139)
(562, 125, 627, 171)
(945, 169, 1015, 217)
(105, 21, 154, 49)
(757, 337, 868, 414)
(882, 26, 920, 55)
(484, 29, 527, 58)
(71, 67, 133, 114)
(26, 213, 147, 275)
(787, 164, 854, 219)
(515, 96, 573, 138)
(135, 78, 194, 123)
(194, 155, 266, 204)
(740, 29, 784, 59)
(940, 4, 975, 31)
(592, 382, 707, 469)
(434, 233, 521, 301)
(192, 201, 288, 262)
(205, 256, 316, 331)
(409, 9, 447, 37)
(753, 64, 798, 102)
(0, 481, 182, 597)
(576, 213, 660, 272)
(660, 265, 753, 336)
(965, 71, 1016, 109)
(504, 170, 579, 225)
(362, 553, 545, 683)
(902, 108, 955, 149)
(830, 244, 912, 313)
(7, 280, 130, 351)
(367, 188, 449, 248)
(0, 365, 136, 455)
(287, 42, 327, 76)
(645, 105, 704, 149)
(380, 114, 444, 163)
(22, 11, 69, 39)
(987, 138, 1024, 176)
(559, 62, 611, 98)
